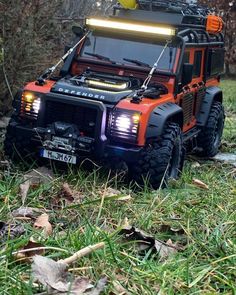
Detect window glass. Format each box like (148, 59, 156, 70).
(207, 49, 224, 76)
(193, 50, 202, 77)
(80, 32, 178, 72)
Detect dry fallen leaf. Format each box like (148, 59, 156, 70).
(20, 167, 54, 204)
(34, 213, 52, 237)
(32, 255, 107, 294)
(12, 207, 42, 219)
(191, 162, 201, 168)
(120, 224, 179, 260)
(103, 188, 132, 202)
(0, 221, 25, 243)
(104, 187, 121, 197)
(112, 280, 127, 294)
(192, 178, 209, 190)
(15, 239, 45, 262)
(159, 224, 185, 235)
(61, 183, 75, 202)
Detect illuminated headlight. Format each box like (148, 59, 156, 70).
(109, 109, 141, 142)
(21, 91, 41, 120)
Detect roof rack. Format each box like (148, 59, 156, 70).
(113, 0, 213, 27)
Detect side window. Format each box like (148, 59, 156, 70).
(207, 49, 225, 77)
(193, 50, 202, 78)
(183, 51, 190, 63)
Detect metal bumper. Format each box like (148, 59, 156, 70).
(7, 121, 142, 163)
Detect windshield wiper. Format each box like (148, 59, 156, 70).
(84, 52, 113, 63)
(123, 58, 150, 68)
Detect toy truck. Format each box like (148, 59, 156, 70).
(5, 0, 225, 188)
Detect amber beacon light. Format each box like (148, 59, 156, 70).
(206, 15, 224, 34)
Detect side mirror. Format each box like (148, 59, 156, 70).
(72, 25, 84, 37)
(182, 63, 193, 86)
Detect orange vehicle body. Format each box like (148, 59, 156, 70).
(5, 2, 225, 187)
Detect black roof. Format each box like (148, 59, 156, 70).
(111, 1, 224, 46)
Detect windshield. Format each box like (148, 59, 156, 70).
(79, 32, 177, 72)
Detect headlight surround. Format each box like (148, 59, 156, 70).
(109, 108, 141, 143)
(21, 91, 41, 120)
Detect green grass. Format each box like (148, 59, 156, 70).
(221, 80, 236, 150)
(0, 80, 236, 294)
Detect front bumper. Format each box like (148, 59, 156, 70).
(7, 121, 142, 163)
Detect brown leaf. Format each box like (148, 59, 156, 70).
(0, 221, 25, 243)
(61, 183, 74, 202)
(191, 162, 201, 168)
(86, 277, 107, 295)
(192, 178, 209, 190)
(15, 239, 45, 262)
(20, 167, 54, 204)
(34, 213, 52, 237)
(159, 224, 185, 235)
(20, 180, 30, 205)
(32, 255, 106, 294)
(120, 225, 179, 260)
(12, 207, 41, 219)
(112, 280, 127, 294)
(103, 188, 132, 202)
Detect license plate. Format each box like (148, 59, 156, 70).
(40, 149, 77, 164)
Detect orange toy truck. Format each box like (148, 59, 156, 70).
(5, 0, 225, 188)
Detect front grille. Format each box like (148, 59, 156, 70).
(44, 101, 97, 137)
(195, 87, 206, 116)
(181, 92, 194, 124)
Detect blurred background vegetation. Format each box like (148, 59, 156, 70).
(0, 0, 235, 116)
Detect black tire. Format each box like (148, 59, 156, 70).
(196, 101, 225, 157)
(4, 125, 37, 164)
(130, 122, 184, 189)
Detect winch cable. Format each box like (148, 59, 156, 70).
(36, 31, 90, 85)
(141, 39, 171, 90)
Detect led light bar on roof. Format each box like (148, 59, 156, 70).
(86, 18, 176, 36)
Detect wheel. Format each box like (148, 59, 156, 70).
(196, 101, 225, 157)
(130, 122, 184, 189)
(4, 122, 37, 164)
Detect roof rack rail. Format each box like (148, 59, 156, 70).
(114, 0, 213, 27)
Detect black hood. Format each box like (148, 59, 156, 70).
(50, 70, 144, 104)
(51, 79, 133, 104)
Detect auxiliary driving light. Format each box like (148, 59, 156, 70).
(86, 18, 176, 37)
(21, 91, 41, 120)
(109, 109, 141, 142)
(86, 79, 128, 91)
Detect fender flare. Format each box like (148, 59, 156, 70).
(146, 102, 183, 139)
(197, 86, 223, 127)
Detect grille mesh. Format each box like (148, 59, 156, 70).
(181, 92, 194, 124)
(44, 101, 97, 137)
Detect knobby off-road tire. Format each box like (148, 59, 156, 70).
(4, 124, 37, 164)
(130, 122, 184, 189)
(196, 101, 225, 157)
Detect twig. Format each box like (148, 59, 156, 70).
(61, 242, 105, 265)
(0, 246, 69, 260)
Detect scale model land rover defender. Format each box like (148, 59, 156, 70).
(5, 0, 225, 188)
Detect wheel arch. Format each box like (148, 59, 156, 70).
(146, 102, 184, 140)
(197, 86, 223, 127)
